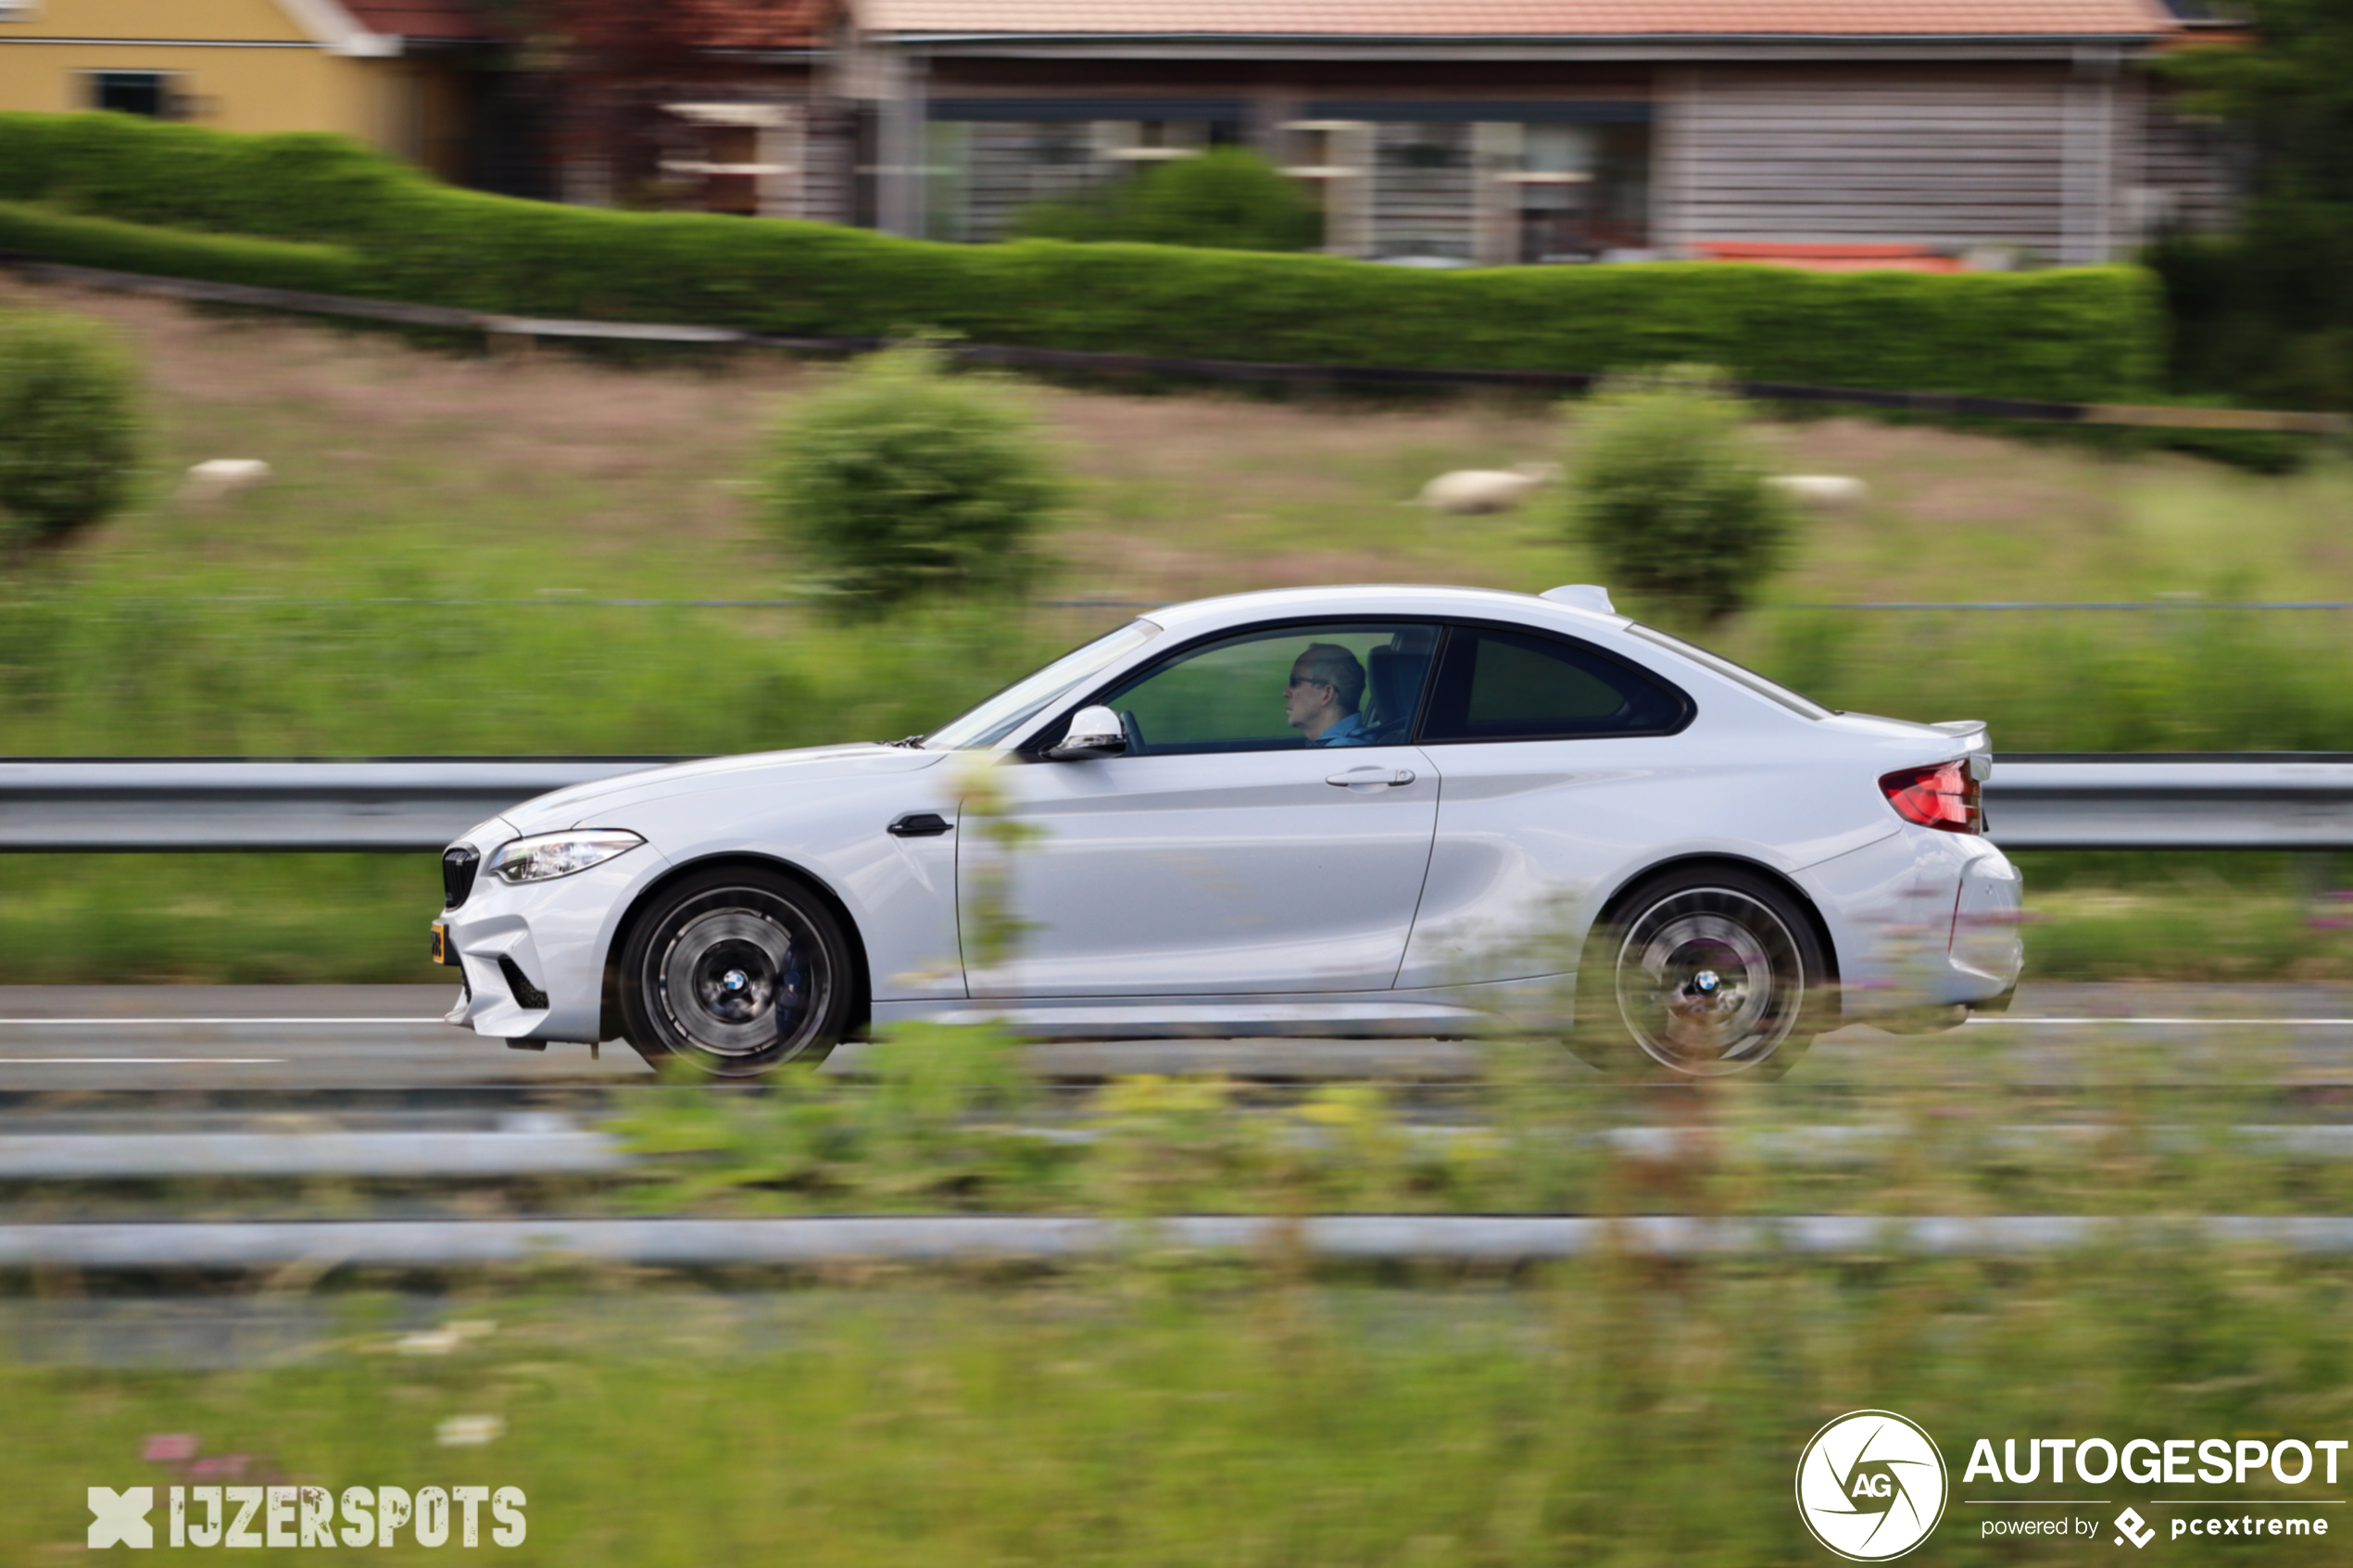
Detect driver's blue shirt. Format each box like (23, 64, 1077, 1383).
(1310, 712, 1374, 747)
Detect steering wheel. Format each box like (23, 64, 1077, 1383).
(1119, 709, 1147, 755)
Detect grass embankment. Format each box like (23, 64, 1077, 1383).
(4, 281, 2352, 983)
(10, 1030, 2353, 1562)
(4, 1255, 2349, 1563)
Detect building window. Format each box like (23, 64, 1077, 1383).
(1483, 122, 1652, 264)
(920, 101, 1247, 243)
(1293, 103, 1654, 265)
(660, 102, 802, 219)
(930, 116, 1236, 242)
(89, 71, 182, 119)
(1281, 121, 1374, 257)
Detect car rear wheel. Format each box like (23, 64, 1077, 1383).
(1571, 866, 1828, 1081)
(618, 866, 854, 1077)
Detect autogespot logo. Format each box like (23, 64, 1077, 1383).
(1797, 1411, 1951, 1562)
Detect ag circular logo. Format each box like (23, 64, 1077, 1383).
(1795, 1410, 1948, 1561)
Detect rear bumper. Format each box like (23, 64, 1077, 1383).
(1947, 851, 2026, 992)
(1803, 826, 2023, 1016)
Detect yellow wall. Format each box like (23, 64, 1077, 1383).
(0, 0, 470, 172)
(0, 0, 309, 43)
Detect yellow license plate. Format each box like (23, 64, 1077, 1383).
(431, 922, 451, 965)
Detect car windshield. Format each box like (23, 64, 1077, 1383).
(924, 621, 1164, 749)
(1626, 624, 1834, 720)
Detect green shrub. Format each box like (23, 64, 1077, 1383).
(1014, 147, 1321, 252)
(1565, 366, 1793, 625)
(0, 111, 2164, 403)
(0, 306, 140, 546)
(763, 345, 1063, 615)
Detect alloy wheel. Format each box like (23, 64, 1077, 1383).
(1612, 885, 1807, 1077)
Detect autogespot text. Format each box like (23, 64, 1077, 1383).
(1963, 1436, 2347, 1487)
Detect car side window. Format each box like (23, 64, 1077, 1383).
(1093, 622, 1440, 756)
(1419, 625, 1692, 743)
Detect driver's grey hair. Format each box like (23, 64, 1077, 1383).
(1293, 643, 1365, 714)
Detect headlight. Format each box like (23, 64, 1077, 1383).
(488, 830, 645, 884)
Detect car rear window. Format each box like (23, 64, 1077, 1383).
(1626, 624, 1833, 720)
(1420, 625, 1692, 742)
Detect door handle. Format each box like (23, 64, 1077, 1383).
(887, 812, 953, 838)
(1326, 767, 1416, 788)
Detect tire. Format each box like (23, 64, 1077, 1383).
(617, 865, 855, 1078)
(1569, 866, 1829, 1081)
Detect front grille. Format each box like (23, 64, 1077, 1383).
(442, 846, 481, 909)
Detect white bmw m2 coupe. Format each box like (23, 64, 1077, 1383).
(431, 584, 2022, 1079)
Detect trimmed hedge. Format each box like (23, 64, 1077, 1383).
(0, 202, 364, 295)
(0, 111, 2165, 401)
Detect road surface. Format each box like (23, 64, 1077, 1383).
(3, 983, 2352, 1089)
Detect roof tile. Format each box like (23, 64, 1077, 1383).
(340, 0, 831, 48)
(340, 0, 496, 40)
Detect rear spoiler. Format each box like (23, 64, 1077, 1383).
(1931, 720, 1993, 780)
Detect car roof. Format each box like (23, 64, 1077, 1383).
(1143, 583, 1628, 638)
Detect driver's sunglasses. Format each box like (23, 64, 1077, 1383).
(1286, 673, 1330, 689)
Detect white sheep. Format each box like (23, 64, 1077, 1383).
(1414, 461, 1562, 515)
(1766, 474, 1869, 510)
(178, 458, 274, 508)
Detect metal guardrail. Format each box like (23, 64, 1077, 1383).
(0, 759, 668, 851)
(8, 1214, 2353, 1271)
(6, 1123, 2353, 1182)
(5, 755, 2353, 853)
(0, 1126, 624, 1180)
(1990, 755, 2353, 850)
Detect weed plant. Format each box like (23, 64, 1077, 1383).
(6, 1205, 2353, 1562)
(597, 1016, 2352, 1222)
(10, 1013, 2352, 1562)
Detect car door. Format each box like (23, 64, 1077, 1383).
(961, 621, 1443, 997)
(1394, 621, 1697, 988)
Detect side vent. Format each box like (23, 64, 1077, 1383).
(497, 956, 549, 1010)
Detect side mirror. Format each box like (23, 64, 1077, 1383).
(1047, 705, 1126, 760)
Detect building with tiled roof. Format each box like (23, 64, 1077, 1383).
(826, 0, 2236, 264)
(0, 0, 513, 181)
(0, 0, 2242, 260)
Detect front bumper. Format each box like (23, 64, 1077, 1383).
(434, 821, 667, 1044)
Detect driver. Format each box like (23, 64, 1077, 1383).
(1285, 644, 1373, 746)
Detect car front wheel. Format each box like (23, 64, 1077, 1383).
(1571, 866, 1828, 1081)
(617, 866, 854, 1077)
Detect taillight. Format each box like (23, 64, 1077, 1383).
(1880, 760, 1982, 834)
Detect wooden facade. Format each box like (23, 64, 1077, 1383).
(1655, 65, 2101, 262)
